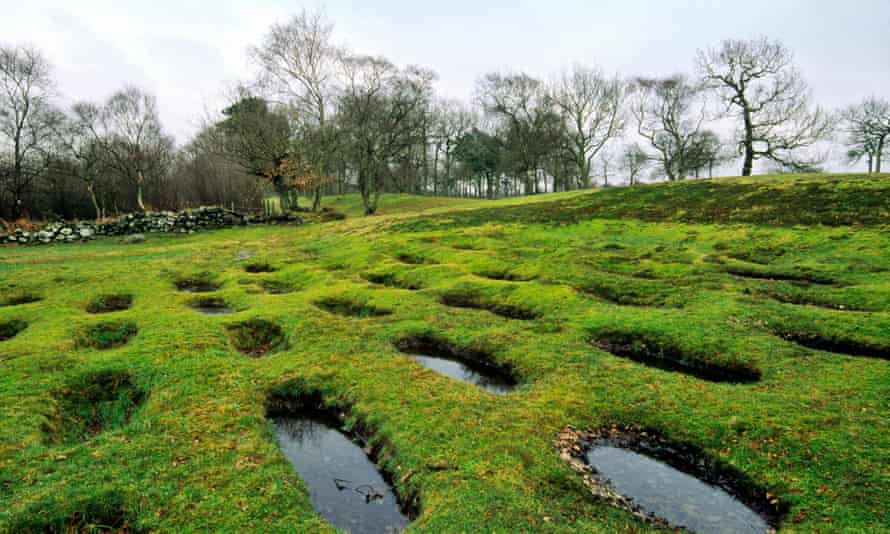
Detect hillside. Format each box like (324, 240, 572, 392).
(0, 173, 887, 533)
(385, 173, 890, 231)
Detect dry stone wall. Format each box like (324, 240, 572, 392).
(1, 207, 250, 245)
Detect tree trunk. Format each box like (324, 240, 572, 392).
(432, 143, 440, 195)
(312, 186, 321, 212)
(87, 183, 101, 221)
(136, 171, 146, 211)
(876, 136, 885, 173)
(741, 107, 755, 176)
(579, 154, 591, 189)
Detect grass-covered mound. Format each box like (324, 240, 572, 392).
(391, 173, 890, 230)
(0, 173, 887, 532)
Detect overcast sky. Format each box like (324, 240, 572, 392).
(5, 0, 889, 149)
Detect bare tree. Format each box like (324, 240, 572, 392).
(338, 55, 435, 214)
(620, 143, 649, 185)
(697, 37, 832, 176)
(687, 129, 725, 178)
(83, 87, 174, 211)
(596, 148, 617, 187)
(171, 126, 262, 210)
(0, 44, 63, 219)
(842, 97, 890, 173)
(250, 8, 341, 210)
(631, 75, 707, 181)
(551, 65, 625, 189)
(476, 72, 564, 194)
(59, 103, 107, 219)
(430, 99, 477, 195)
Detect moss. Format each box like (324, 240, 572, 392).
(226, 319, 286, 357)
(77, 321, 138, 350)
(46, 370, 145, 444)
(260, 279, 297, 294)
(86, 294, 133, 314)
(314, 296, 392, 318)
(0, 173, 888, 532)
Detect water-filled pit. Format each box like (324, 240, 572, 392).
(272, 414, 411, 534)
(558, 429, 782, 534)
(410, 354, 514, 394)
(395, 335, 517, 394)
(174, 278, 221, 293)
(190, 297, 236, 315)
(586, 444, 772, 534)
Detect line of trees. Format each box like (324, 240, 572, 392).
(2, 11, 887, 220)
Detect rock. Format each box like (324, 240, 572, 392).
(123, 234, 146, 244)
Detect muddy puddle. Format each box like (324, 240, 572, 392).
(585, 444, 773, 533)
(408, 354, 515, 394)
(273, 416, 411, 533)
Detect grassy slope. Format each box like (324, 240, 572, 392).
(0, 174, 887, 532)
(321, 190, 585, 218)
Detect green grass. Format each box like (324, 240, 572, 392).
(0, 173, 887, 532)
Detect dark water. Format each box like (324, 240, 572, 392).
(192, 306, 236, 315)
(177, 283, 218, 293)
(586, 445, 770, 534)
(273, 417, 410, 534)
(409, 354, 515, 394)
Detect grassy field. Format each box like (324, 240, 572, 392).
(0, 173, 888, 532)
